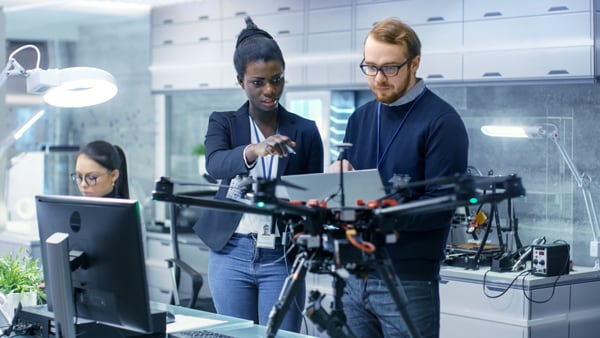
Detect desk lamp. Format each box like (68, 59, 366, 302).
(481, 123, 600, 270)
(0, 44, 118, 108)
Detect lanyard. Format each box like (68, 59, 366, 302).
(376, 89, 426, 168)
(250, 117, 277, 179)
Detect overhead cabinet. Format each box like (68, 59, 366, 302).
(463, 0, 594, 81)
(150, 0, 600, 92)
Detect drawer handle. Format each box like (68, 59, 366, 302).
(199, 83, 209, 87)
(427, 16, 445, 22)
(198, 36, 210, 41)
(278, 30, 291, 35)
(426, 74, 444, 79)
(548, 69, 569, 75)
(548, 6, 569, 12)
(163, 84, 173, 89)
(162, 40, 173, 45)
(158, 289, 171, 294)
(235, 11, 247, 16)
(198, 15, 209, 20)
(278, 6, 291, 12)
(483, 11, 503, 18)
(482, 72, 502, 77)
(162, 19, 173, 24)
(160, 241, 170, 246)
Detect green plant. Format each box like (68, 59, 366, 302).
(0, 248, 45, 302)
(192, 143, 206, 156)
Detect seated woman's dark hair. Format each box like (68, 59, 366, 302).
(233, 16, 285, 79)
(78, 140, 129, 199)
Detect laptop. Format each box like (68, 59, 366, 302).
(278, 169, 386, 207)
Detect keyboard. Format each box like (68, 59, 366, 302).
(168, 329, 235, 338)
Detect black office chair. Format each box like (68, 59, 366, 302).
(166, 193, 215, 311)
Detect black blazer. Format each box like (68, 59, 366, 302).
(193, 102, 324, 251)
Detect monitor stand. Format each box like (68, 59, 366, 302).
(14, 305, 167, 338)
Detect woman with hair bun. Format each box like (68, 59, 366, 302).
(194, 17, 324, 332)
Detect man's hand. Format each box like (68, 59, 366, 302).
(326, 159, 354, 173)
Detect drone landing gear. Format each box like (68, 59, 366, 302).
(265, 253, 421, 338)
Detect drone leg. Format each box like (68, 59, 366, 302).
(374, 257, 422, 338)
(304, 281, 357, 338)
(266, 253, 308, 338)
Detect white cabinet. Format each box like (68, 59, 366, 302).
(308, 6, 352, 33)
(222, 12, 304, 43)
(145, 232, 213, 304)
(150, 0, 599, 91)
(151, 0, 221, 25)
(418, 53, 462, 82)
(439, 266, 600, 338)
(146, 232, 174, 304)
(463, 12, 592, 51)
(152, 21, 223, 46)
(151, 64, 226, 91)
(463, 46, 593, 81)
(462, 0, 595, 81)
(221, 0, 304, 19)
(463, 0, 591, 20)
(356, 0, 463, 29)
(151, 2, 226, 91)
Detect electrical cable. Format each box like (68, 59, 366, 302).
(482, 268, 529, 299)
(521, 239, 570, 304)
(483, 238, 570, 303)
(343, 226, 376, 253)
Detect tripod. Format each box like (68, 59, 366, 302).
(266, 249, 421, 338)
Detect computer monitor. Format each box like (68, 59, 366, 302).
(35, 195, 159, 335)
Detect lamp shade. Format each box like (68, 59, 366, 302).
(27, 67, 118, 108)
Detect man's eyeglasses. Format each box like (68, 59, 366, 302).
(359, 59, 410, 77)
(70, 172, 109, 186)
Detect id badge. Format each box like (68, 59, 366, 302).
(256, 221, 279, 249)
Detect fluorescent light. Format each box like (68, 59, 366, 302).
(13, 109, 45, 140)
(480, 125, 549, 139)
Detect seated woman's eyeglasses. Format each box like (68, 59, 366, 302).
(359, 59, 410, 77)
(70, 172, 109, 186)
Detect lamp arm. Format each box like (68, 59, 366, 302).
(550, 135, 600, 241)
(0, 44, 42, 88)
(0, 58, 28, 88)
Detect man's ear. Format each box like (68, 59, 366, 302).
(410, 55, 421, 74)
(237, 75, 244, 88)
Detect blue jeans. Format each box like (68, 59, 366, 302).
(341, 275, 440, 338)
(208, 233, 305, 332)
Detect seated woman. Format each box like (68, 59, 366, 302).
(71, 140, 129, 199)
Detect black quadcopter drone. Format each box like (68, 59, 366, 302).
(152, 171, 525, 338)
